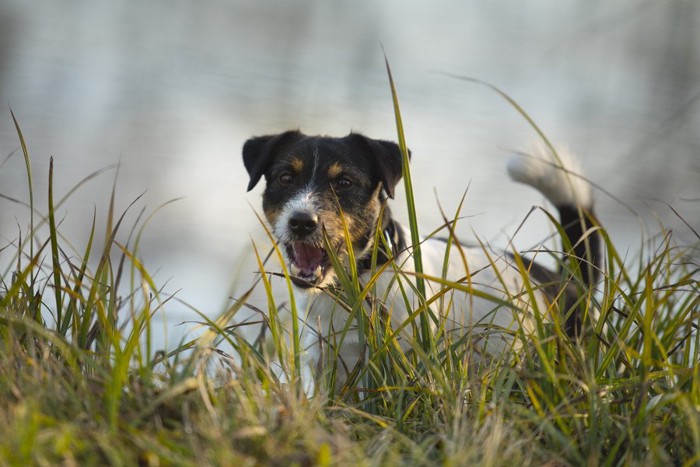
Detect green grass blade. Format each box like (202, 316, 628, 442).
(383, 53, 432, 354)
(10, 109, 35, 280)
(47, 157, 64, 328)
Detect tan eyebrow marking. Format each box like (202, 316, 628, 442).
(327, 162, 343, 178)
(290, 157, 304, 172)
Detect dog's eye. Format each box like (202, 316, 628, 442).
(334, 177, 353, 189)
(278, 172, 294, 185)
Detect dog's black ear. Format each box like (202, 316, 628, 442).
(242, 130, 302, 191)
(346, 133, 409, 199)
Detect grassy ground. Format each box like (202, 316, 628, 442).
(1, 82, 699, 466)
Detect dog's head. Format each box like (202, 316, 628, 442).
(243, 131, 405, 288)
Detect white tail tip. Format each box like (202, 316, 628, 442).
(507, 142, 592, 209)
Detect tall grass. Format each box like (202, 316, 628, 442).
(1, 76, 699, 465)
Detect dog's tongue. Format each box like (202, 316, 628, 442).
(293, 242, 324, 275)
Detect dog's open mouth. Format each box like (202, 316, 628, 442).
(286, 241, 331, 286)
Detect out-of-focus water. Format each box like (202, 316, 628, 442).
(1, 1, 698, 349)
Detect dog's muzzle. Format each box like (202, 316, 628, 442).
(285, 210, 331, 287)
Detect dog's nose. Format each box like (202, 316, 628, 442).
(288, 211, 318, 236)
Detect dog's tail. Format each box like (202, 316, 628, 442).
(507, 142, 601, 336)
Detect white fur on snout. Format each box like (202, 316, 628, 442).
(274, 189, 320, 244)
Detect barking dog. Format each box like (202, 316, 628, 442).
(243, 131, 600, 393)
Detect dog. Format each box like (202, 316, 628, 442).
(243, 131, 600, 394)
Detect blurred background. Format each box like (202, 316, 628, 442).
(1, 1, 698, 349)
